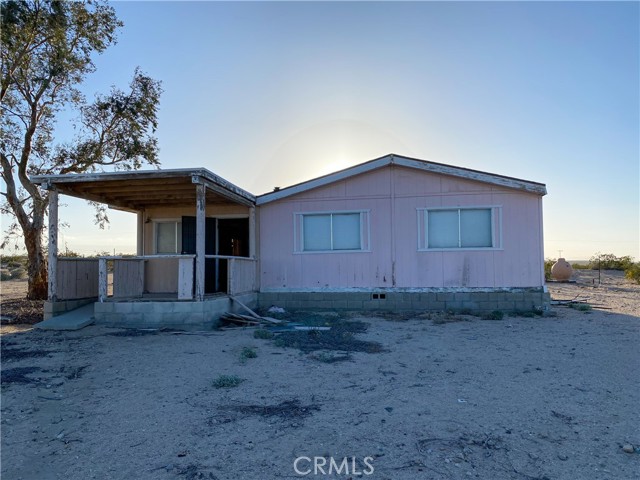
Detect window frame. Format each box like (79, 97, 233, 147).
(294, 210, 371, 254)
(417, 206, 502, 251)
(153, 219, 182, 254)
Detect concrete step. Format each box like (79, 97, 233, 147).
(34, 303, 95, 331)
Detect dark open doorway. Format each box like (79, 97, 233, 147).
(181, 216, 249, 294)
(217, 218, 250, 293)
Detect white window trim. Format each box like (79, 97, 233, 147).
(293, 210, 371, 254)
(153, 218, 182, 254)
(417, 206, 503, 251)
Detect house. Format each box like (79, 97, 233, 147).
(32, 154, 549, 328)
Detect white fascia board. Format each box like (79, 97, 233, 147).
(256, 156, 392, 205)
(257, 154, 546, 204)
(31, 167, 256, 204)
(393, 157, 547, 195)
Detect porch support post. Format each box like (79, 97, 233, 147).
(136, 210, 144, 256)
(195, 183, 206, 301)
(98, 258, 107, 302)
(47, 187, 58, 301)
(249, 206, 256, 259)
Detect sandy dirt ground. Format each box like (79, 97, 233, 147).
(1, 270, 638, 479)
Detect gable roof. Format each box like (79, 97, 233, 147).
(256, 154, 547, 205)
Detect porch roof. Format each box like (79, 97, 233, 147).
(31, 168, 256, 211)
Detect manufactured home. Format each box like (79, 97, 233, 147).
(33, 154, 549, 328)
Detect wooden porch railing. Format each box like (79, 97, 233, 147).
(93, 254, 256, 302)
(56, 258, 99, 300)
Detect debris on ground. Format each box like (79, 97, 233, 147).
(267, 306, 286, 314)
(222, 297, 283, 326)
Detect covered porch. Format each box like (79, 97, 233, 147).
(32, 168, 259, 327)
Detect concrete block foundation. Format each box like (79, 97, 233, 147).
(93, 293, 258, 329)
(88, 288, 549, 329)
(258, 288, 550, 314)
(44, 297, 98, 320)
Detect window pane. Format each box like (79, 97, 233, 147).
(303, 215, 331, 251)
(460, 209, 492, 247)
(332, 213, 361, 250)
(157, 222, 176, 253)
(428, 210, 458, 248)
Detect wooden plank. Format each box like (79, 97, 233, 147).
(137, 211, 144, 256)
(77, 180, 191, 193)
(228, 258, 235, 295)
(229, 296, 281, 324)
(113, 259, 144, 298)
(195, 184, 206, 301)
(249, 206, 256, 259)
(98, 258, 108, 302)
(178, 257, 194, 300)
(230, 295, 260, 318)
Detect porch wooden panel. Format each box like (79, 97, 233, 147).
(228, 258, 258, 295)
(113, 259, 145, 298)
(57, 259, 99, 300)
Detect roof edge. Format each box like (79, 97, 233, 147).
(257, 154, 546, 204)
(30, 168, 256, 204)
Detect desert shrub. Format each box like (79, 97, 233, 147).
(9, 267, 27, 279)
(1, 255, 27, 268)
(569, 303, 592, 312)
(59, 245, 82, 258)
(544, 258, 555, 281)
(510, 309, 544, 318)
(482, 310, 504, 320)
(572, 263, 589, 270)
(254, 329, 274, 340)
(240, 347, 257, 360)
(588, 253, 634, 271)
(625, 263, 640, 284)
(212, 375, 244, 389)
(310, 352, 352, 363)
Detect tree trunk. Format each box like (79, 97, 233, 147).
(24, 226, 48, 300)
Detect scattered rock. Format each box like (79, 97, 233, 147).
(622, 444, 634, 454)
(557, 453, 568, 461)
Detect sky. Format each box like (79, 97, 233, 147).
(4, 0, 640, 260)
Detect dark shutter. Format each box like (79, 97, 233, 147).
(181, 216, 196, 254)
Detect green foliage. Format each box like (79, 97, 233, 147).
(1, 0, 162, 299)
(240, 347, 257, 360)
(544, 258, 555, 281)
(482, 310, 504, 320)
(253, 329, 274, 340)
(571, 263, 590, 270)
(624, 263, 640, 284)
(0, 269, 12, 281)
(588, 253, 634, 271)
(569, 303, 592, 312)
(0, 255, 27, 268)
(9, 267, 26, 279)
(59, 245, 82, 258)
(212, 375, 244, 389)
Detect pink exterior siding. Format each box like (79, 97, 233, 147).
(258, 165, 545, 290)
